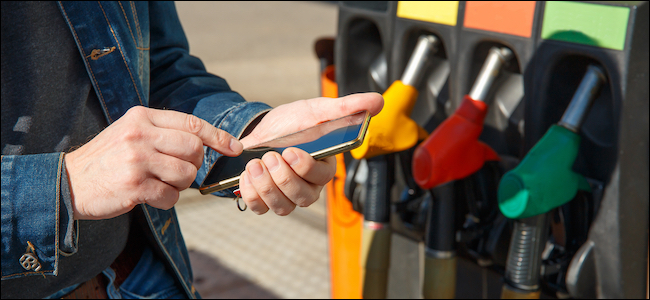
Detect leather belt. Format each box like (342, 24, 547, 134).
(61, 223, 146, 299)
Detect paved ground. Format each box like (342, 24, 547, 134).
(174, 2, 338, 298)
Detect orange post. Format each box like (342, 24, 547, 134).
(322, 65, 363, 299)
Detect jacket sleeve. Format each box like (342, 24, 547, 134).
(147, 2, 272, 195)
(1, 153, 77, 280)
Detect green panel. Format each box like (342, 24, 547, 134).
(541, 1, 630, 50)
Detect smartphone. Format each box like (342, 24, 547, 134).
(199, 110, 371, 195)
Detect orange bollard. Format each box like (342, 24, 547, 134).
(322, 65, 363, 299)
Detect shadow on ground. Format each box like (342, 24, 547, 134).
(189, 249, 278, 299)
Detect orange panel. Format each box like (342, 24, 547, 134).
(463, 1, 536, 38)
(322, 65, 363, 299)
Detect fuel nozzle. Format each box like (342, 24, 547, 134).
(412, 46, 513, 189)
(350, 34, 439, 160)
(470, 47, 514, 102)
(498, 65, 606, 219)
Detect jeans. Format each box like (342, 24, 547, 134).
(45, 246, 187, 299)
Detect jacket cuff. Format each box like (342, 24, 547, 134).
(192, 94, 272, 197)
(1, 153, 65, 279)
(58, 158, 78, 256)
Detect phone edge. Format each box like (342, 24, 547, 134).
(198, 111, 371, 196)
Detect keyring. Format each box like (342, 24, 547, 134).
(233, 189, 247, 212)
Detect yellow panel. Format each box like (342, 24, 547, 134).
(397, 1, 459, 26)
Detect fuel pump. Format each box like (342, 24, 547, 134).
(411, 46, 514, 299)
(498, 65, 607, 299)
(349, 34, 439, 299)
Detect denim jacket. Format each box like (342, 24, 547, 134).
(1, 2, 271, 298)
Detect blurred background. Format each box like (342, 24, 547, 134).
(174, 1, 338, 298)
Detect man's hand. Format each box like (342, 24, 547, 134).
(238, 92, 384, 215)
(64, 106, 243, 220)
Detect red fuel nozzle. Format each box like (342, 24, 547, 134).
(412, 95, 499, 189)
(412, 47, 512, 189)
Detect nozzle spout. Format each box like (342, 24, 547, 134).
(401, 35, 439, 87)
(469, 47, 514, 102)
(558, 65, 607, 132)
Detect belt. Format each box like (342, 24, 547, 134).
(61, 223, 146, 299)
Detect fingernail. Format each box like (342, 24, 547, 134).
(249, 161, 263, 178)
(284, 150, 299, 166)
(262, 154, 279, 172)
(230, 138, 243, 154)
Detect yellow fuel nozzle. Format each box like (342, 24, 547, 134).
(351, 35, 438, 159)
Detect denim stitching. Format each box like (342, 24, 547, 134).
(129, 1, 145, 83)
(141, 206, 196, 299)
(171, 218, 191, 276)
(117, 1, 137, 47)
(57, 1, 113, 123)
(1, 270, 52, 279)
(161, 218, 171, 236)
(53, 152, 64, 275)
(129, 1, 143, 47)
(98, 1, 144, 106)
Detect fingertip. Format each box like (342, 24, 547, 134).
(229, 138, 243, 155)
(282, 148, 301, 166)
(367, 92, 384, 116)
(341, 92, 384, 117)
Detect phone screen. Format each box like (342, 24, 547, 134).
(200, 110, 370, 194)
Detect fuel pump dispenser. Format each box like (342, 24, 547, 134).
(410, 46, 512, 299)
(349, 34, 438, 299)
(499, 65, 607, 299)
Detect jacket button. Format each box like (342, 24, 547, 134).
(19, 253, 41, 271)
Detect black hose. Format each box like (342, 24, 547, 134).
(364, 155, 393, 223)
(426, 182, 456, 252)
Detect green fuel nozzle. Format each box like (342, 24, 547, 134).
(498, 65, 606, 219)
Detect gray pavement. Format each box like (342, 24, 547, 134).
(175, 1, 338, 107)
(173, 2, 338, 298)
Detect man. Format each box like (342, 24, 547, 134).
(1, 1, 383, 298)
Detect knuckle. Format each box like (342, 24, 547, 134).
(177, 165, 197, 189)
(146, 184, 179, 209)
(159, 188, 180, 210)
(295, 189, 318, 207)
(295, 196, 312, 208)
(185, 164, 199, 182)
(213, 129, 231, 147)
(123, 167, 146, 188)
(245, 199, 268, 215)
(274, 174, 293, 190)
(189, 136, 203, 154)
(126, 105, 147, 118)
(121, 126, 145, 142)
(274, 205, 295, 216)
(185, 114, 204, 134)
(257, 184, 275, 198)
(122, 148, 142, 165)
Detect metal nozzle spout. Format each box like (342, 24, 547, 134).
(558, 65, 607, 132)
(401, 35, 439, 87)
(469, 47, 514, 102)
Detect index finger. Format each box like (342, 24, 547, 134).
(143, 107, 243, 156)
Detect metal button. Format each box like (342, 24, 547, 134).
(20, 241, 42, 271)
(19, 253, 41, 271)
